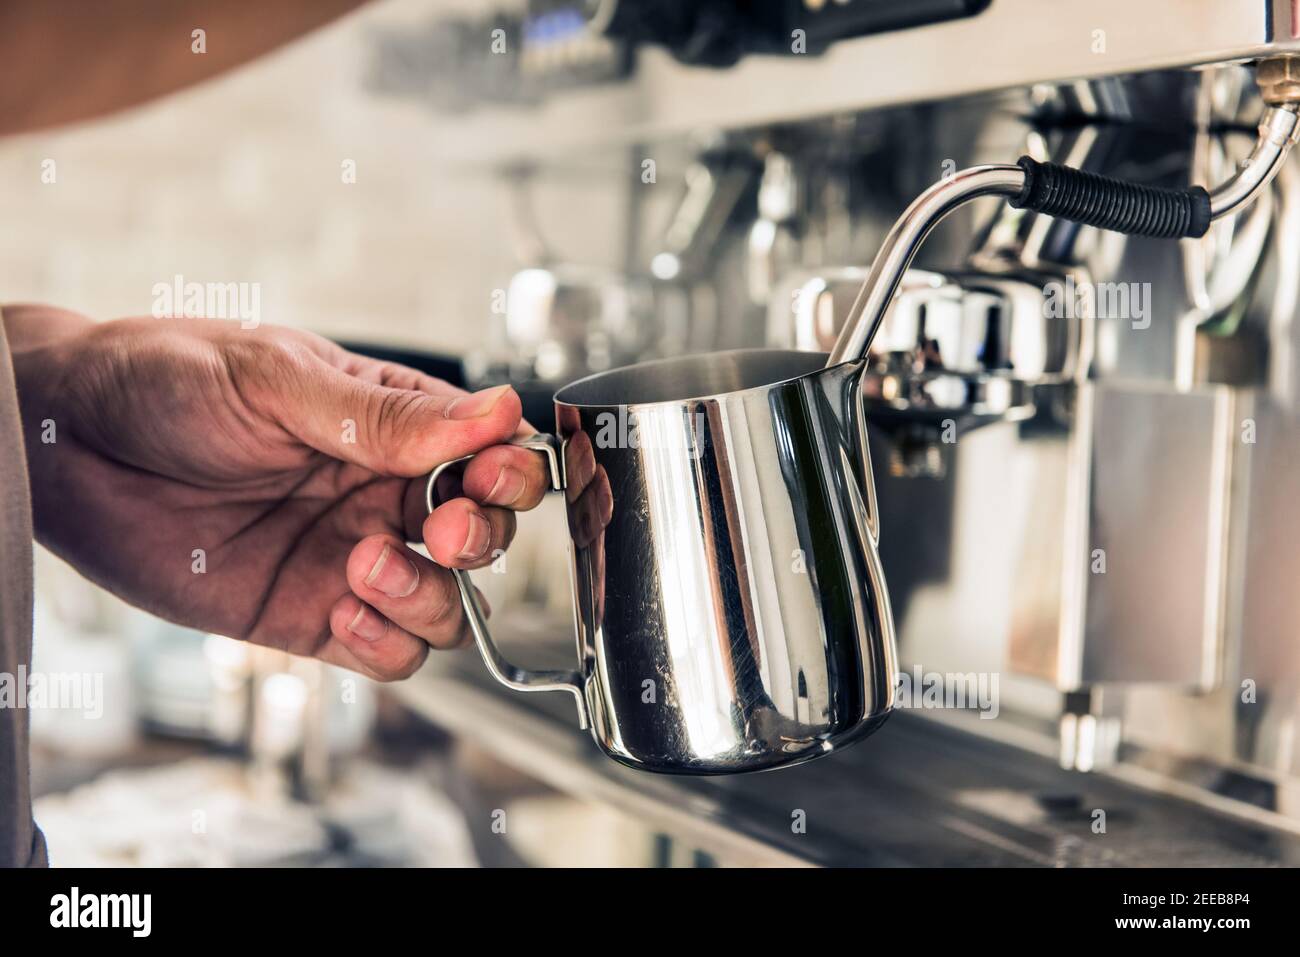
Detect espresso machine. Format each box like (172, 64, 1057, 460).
(372, 0, 1300, 858)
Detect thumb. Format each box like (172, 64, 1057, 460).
(282, 362, 523, 476)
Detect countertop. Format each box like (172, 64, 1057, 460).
(389, 620, 1300, 867)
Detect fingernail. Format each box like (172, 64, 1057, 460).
(457, 512, 491, 561)
(365, 544, 419, 598)
(445, 384, 512, 421)
(346, 604, 387, 642)
(486, 466, 527, 506)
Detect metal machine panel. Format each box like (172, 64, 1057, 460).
(1079, 383, 1233, 689)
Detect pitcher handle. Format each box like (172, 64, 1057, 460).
(425, 433, 588, 730)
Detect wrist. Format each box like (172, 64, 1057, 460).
(2, 303, 96, 354)
(5, 305, 95, 448)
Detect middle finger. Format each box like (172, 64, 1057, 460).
(344, 533, 471, 650)
(423, 498, 517, 570)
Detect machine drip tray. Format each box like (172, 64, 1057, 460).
(391, 617, 1300, 867)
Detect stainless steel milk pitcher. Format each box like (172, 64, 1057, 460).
(427, 348, 898, 774)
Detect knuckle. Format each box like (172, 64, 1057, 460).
(497, 512, 518, 546)
(371, 389, 428, 466)
(421, 574, 462, 631)
(227, 335, 313, 397)
(383, 643, 429, 681)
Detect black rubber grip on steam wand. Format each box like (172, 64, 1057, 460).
(1010, 156, 1212, 239)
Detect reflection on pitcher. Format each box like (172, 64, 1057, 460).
(433, 350, 897, 774)
(559, 408, 612, 633)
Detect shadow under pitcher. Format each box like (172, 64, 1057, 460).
(426, 349, 897, 774)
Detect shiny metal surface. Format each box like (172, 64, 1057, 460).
(1079, 384, 1233, 690)
(1207, 104, 1300, 219)
(417, 43, 1300, 824)
(395, 647, 1300, 866)
(431, 349, 898, 774)
(776, 266, 1086, 427)
(796, 89, 1297, 789)
(794, 81, 1299, 790)
(1006, 382, 1233, 691)
(829, 100, 1298, 371)
(869, 272, 1079, 381)
(408, 1, 1300, 167)
(827, 165, 1026, 366)
(503, 265, 648, 381)
(428, 436, 591, 726)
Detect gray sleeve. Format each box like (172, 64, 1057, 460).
(0, 315, 45, 868)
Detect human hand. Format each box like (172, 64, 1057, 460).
(10, 309, 551, 680)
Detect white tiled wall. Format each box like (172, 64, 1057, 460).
(0, 0, 625, 357)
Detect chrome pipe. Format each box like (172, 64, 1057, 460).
(827, 164, 1025, 367)
(1207, 104, 1300, 220)
(830, 105, 1300, 368)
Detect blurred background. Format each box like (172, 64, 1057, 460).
(7, 0, 643, 868)
(7, 0, 1300, 867)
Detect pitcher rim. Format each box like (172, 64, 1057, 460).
(552, 348, 862, 411)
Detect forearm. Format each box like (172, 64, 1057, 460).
(0, 0, 371, 135)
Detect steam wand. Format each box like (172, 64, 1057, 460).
(827, 75, 1300, 368)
